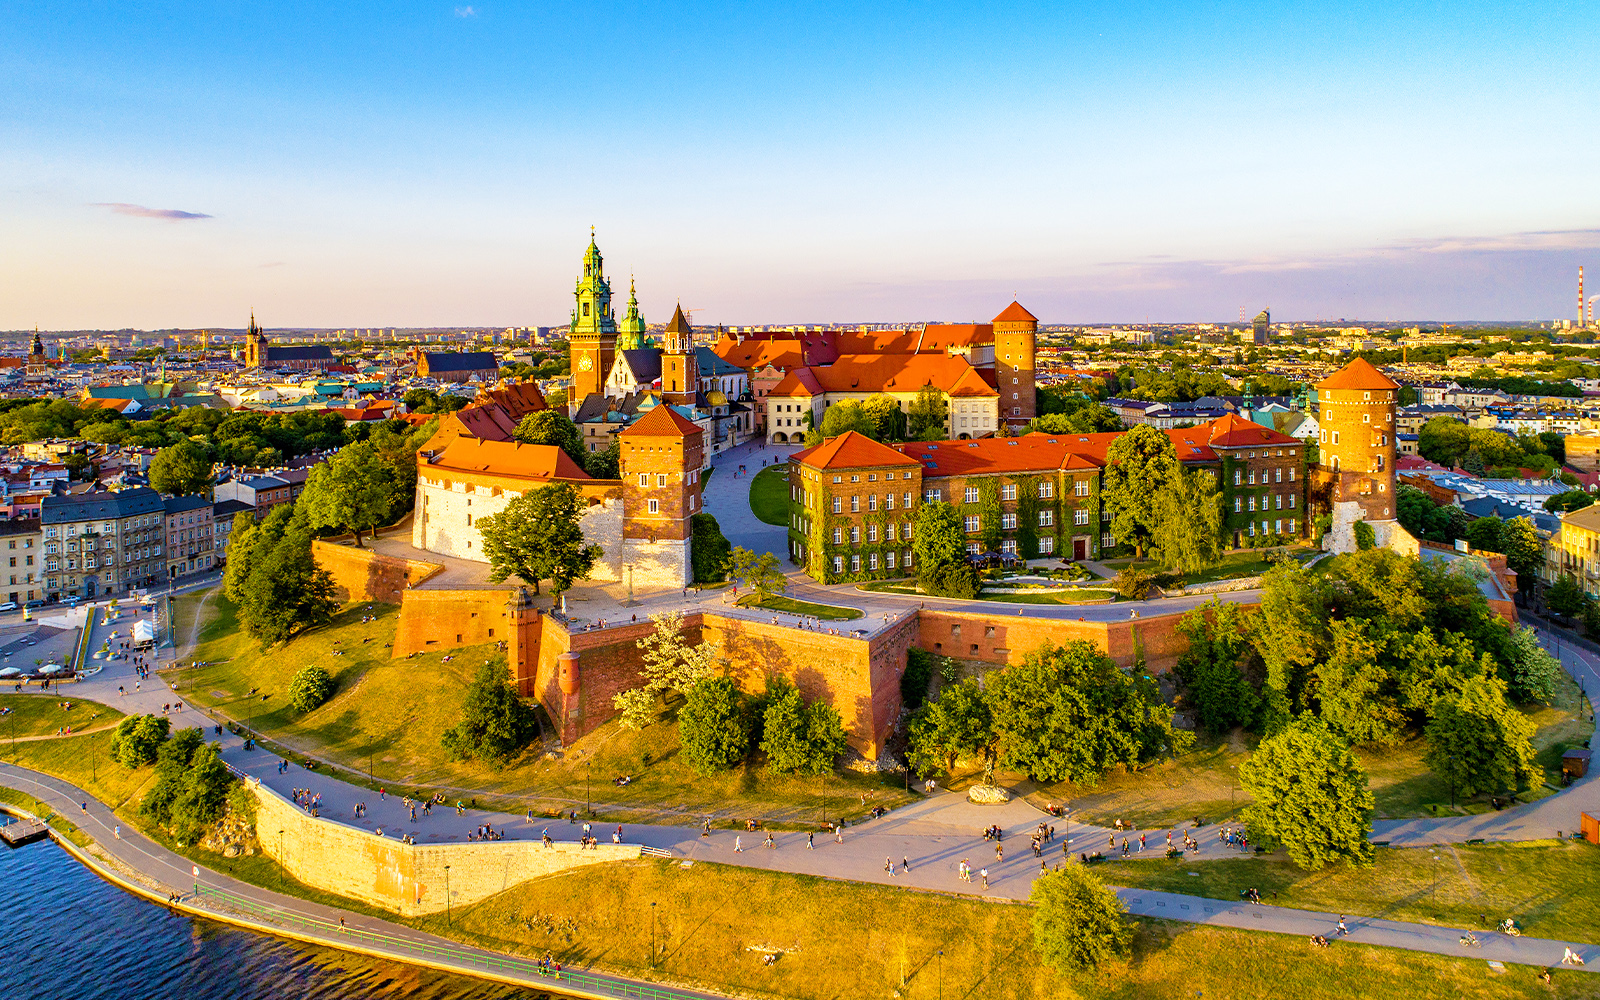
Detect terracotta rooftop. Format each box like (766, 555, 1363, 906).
(992, 301, 1038, 323)
(768, 354, 998, 399)
(1199, 412, 1301, 448)
(621, 403, 702, 439)
(793, 431, 921, 471)
(1316, 357, 1400, 392)
(713, 337, 807, 372)
(425, 437, 591, 482)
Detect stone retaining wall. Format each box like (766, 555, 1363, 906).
(252, 780, 637, 917)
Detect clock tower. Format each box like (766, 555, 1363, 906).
(568, 232, 618, 406)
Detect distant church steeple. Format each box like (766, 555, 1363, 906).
(617, 276, 647, 350)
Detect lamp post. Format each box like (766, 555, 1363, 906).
(276, 829, 284, 887)
(937, 948, 943, 1000)
(366, 733, 374, 788)
(1449, 755, 1456, 810)
(821, 772, 827, 828)
(650, 900, 657, 969)
(444, 864, 451, 926)
(586, 767, 591, 817)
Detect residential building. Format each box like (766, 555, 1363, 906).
(40, 487, 166, 599)
(1543, 503, 1600, 596)
(0, 518, 42, 605)
(214, 475, 292, 519)
(417, 351, 500, 383)
(765, 354, 999, 445)
(163, 494, 215, 579)
(212, 499, 255, 562)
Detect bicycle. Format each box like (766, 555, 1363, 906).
(1459, 933, 1480, 948)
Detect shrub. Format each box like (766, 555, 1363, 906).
(1030, 863, 1133, 971)
(690, 513, 732, 584)
(1354, 521, 1376, 550)
(287, 665, 334, 713)
(110, 714, 170, 769)
(1112, 567, 1177, 600)
(920, 561, 981, 599)
(679, 677, 749, 775)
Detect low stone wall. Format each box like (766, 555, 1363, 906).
(251, 780, 637, 917)
(313, 538, 444, 605)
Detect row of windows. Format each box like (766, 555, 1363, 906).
(1244, 519, 1297, 537)
(832, 550, 914, 575)
(824, 492, 915, 514)
(829, 521, 914, 545)
(1232, 467, 1296, 485)
(1234, 494, 1298, 513)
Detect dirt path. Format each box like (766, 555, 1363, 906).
(2, 721, 121, 743)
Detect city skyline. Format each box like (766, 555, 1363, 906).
(4, 1, 1598, 328)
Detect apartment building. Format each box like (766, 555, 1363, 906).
(163, 494, 215, 580)
(0, 518, 42, 605)
(40, 487, 166, 599)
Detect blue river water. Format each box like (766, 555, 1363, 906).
(0, 839, 569, 1000)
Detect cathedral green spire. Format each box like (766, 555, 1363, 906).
(617, 276, 647, 350)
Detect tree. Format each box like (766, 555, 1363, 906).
(1148, 468, 1223, 573)
(110, 714, 170, 768)
(1544, 490, 1594, 514)
(512, 409, 586, 466)
(140, 727, 232, 844)
(477, 484, 601, 596)
(440, 658, 539, 768)
(906, 677, 994, 778)
(288, 665, 334, 712)
(1029, 406, 1122, 435)
(1030, 864, 1133, 972)
(583, 439, 621, 479)
(1101, 424, 1181, 558)
(913, 501, 979, 598)
(1499, 517, 1543, 591)
(612, 611, 722, 728)
(986, 641, 1191, 785)
(1175, 599, 1259, 733)
(297, 442, 400, 546)
(1465, 515, 1504, 554)
(728, 546, 787, 600)
(235, 530, 339, 648)
(679, 677, 750, 775)
(817, 399, 878, 440)
(1502, 625, 1559, 705)
(862, 394, 907, 441)
(147, 440, 215, 496)
(690, 513, 731, 584)
(1424, 675, 1538, 800)
(1239, 717, 1374, 871)
(906, 385, 947, 440)
(759, 679, 846, 775)
(1546, 574, 1587, 619)
(223, 505, 295, 604)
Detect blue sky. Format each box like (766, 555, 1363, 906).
(3, 1, 1597, 328)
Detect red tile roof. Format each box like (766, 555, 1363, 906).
(621, 403, 702, 439)
(769, 354, 998, 399)
(1199, 412, 1300, 448)
(713, 337, 807, 372)
(794, 431, 921, 471)
(426, 437, 591, 482)
(1316, 357, 1400, 391)
(898, 435, 1106, 477)
(992, 301, 1038, 323)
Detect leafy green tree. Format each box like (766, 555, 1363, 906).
(1396, 484, 1438, 539)
(440, 658, 539, 768)
(679, 677, 750, 775)
(906, 385, 947, 440)
(612, 611, 722, 729)
(582, 439, 621, 479)
(1465, 515, 1504, 554)
(1498, 516, 1542, 591)
(689, 513, 731, 584)
(986, 641, 1191, 785)
(861, 394, 907, 441)
(1174, 599, 1258, 733)
(817, 400, 878, 439)
(1101, 424, 1181, 558)
(1029, 406, 1122, 435)
(288, 665, 334, 712)
(1353, 521, 1376, 550)
(235, 530, 339, 648)
(110, 714, 170, 768)
(1502, 625, 1559, 705)
(297, 442, 400, 546)
(477, 484, 601, 596)
(1544, 490, 1594, 514)
(512, 409, 586, 466)
(1030, 864, 1133, 972)
(900, 647, 937, 711)
(759, 680, 847, 775)
(728, 546, 787, 600)
(148, 440, 216, 496)
(1315, 619, 1404, 746)
(1239, 717, 1374, 871)
(1546, 574, 1587, 619)
(1149, 468, 1222, 573)
(139, 727, 217, 838)
(913, 501, 979, 598)
(223, 505, 295, 604)
(906, 677, 994, 778)
(1424, 675, 1538, 800)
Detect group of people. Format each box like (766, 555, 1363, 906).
(292, 788, 322, 816)
(956, 858, 990, 888)
(1220, 826, 1251, 852)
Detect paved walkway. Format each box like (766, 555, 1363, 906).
(0, 760, 725, 1000)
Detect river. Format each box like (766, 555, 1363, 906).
(0, 839, 571, 1000)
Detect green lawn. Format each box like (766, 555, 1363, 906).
(433, 858, 1583, 1000)
(736, 594, 863, 620)
(1103, 547, 1315, 586)
(973, 588, 1117, 605)
(747, 465, 790, 526)
(166, 592, 911, 826)
(0, 693, 122, 740)
(1105, 839, 1600, 945)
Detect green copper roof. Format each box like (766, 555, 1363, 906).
(617, 277, 647, 349)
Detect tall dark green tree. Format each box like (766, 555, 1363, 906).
(1424, 675, 1538, 799)
(148, 440, 215, 496)
(1030, 864, 1133, 972)
(679, 677, 750, 775)
(1174, 599, 1258, 733)
(297, 441, 400, 545)
(441, 658, 540, 768)
(1101, 424, 1181, 558)
(1239, 717, 1374, 871)
(913, 501, 979, 598)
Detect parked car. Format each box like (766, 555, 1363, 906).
(0, 602, 17, 613)
(23, 600, 45, 610)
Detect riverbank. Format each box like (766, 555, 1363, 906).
(4, 761, 1598, 1000)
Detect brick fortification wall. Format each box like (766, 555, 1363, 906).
(312, 539, 444, 605)
(916, 609, 1189, 672)
(251, 780, 637, 917)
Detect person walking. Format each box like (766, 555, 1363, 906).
(1337, 916, 1348, 937)
(885, 857, 896, 877)
(902, 856, 911, 874)
(980, 867, 989, 889)
(807, 831, 814, 849)
(1139, 833, 1147, 852)
(734, 835, 743, 853)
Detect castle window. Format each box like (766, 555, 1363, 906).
(1235, 497, 1242, 512)
(964, 487, 980, 504)
(885, 493, 895, 510)
(1073, 480, 1089, 497)
(832, 497, 842, 514)
(657, 474, 668, 487)
(1072, 509, 1087, 526)
(887, 523, 897, 541)
(904, 491, 914, 508)
(833, 556, 843, 574)
(1289, 494, 1297, 508)
(832, 528, 842, 545)
(869, 495, 878, 512)
(868, 524, 878, 543)
(1248, 497, 1256, 512)
(1001, 484, 1017, 501)
(1001, 512, 1016, 530)
(887, 551, 897, 569)
(851, 555, 861, 573)
(869, 553, 879, 571)
(1275, 468, 1282, 483)
(851, 496, 860, 513)
(851, 475, 860, 483)
(964, 515, 980, 533)
(850, 526, 860, 544)
(1040, 482, 1054, 499)
(1234, 469, 1242, 486)
(638, 474, 649, 487)
(648, 499, 660, 514)
(1275, 495, 1282, 510)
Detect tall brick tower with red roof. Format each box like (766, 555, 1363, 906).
(618, 402, 704, 588)
(993, 301, 1038, 426)
(1311, 358, 1400, 551)
(660, 303, 700, 406)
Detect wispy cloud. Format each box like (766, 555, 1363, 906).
(454, 6, 476, 16)
(259, 261, 286, 268)
(93, 202, 212, 221)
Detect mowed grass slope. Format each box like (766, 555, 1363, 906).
(0, 693, 123, 739)
(1105, 839, 1600, 945)
(437, 858, 1590, 1000)
(168, 593, 914, 824)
